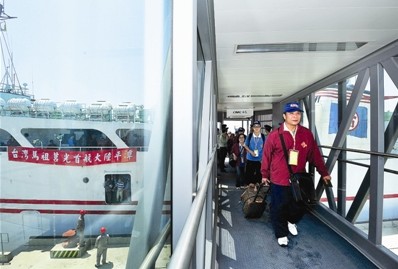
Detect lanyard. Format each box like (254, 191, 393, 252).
(252, 134, 261, 150)
(239, 144, 245, 164)
(284, 123, 297, 150)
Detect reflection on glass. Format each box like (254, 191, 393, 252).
(1, 1, 170, 267)
(382, 69, 398, 252)
(314, 72, 398, 253)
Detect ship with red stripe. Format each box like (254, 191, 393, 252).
(0, 93, 163, 252)
(0, 8, 169, 252)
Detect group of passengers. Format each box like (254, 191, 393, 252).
(217, 121, 271, 189)
(1, 130, 115, 151)
(65, 132, 113, 149)
(104, 177, 131, 204)
(218, 102, 332, 247)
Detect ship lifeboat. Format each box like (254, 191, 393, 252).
(33, 99, 57, 118)
(113, 102, 136, 122)
(58, 100, 85, 119)
(7, 97, 32, 115)
(0, 97, 5, 109)
(87, 101, 112, 121)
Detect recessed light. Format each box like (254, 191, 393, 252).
(235, 42, 367, 53)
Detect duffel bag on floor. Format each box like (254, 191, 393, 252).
(240, 183, 269, 218)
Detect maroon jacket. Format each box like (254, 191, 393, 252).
(231, 142, 247, 167)
(261, 124, 329, 186)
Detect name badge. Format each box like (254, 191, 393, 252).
(254, 149, 259, 157)
(289, 150, 299, 165)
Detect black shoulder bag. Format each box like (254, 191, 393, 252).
(279, 134, 315, 204)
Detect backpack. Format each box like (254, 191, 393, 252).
(246, 133, 266, 148)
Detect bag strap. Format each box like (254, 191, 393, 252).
(247, 132, 266, 148)
(279, 133, 294, 176)
(255, 184, 270, 203)
(251, 183, 264, 200)
(246, 133, 252, 147)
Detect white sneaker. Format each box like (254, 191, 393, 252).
(277, 236, 288, 246)
(288, 222, 298, 236)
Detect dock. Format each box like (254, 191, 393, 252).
(1, 237, 169, 268)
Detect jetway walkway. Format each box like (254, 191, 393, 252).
(216, 170, 377, 269)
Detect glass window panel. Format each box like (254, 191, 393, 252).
(20, 128, 116, 149)
(300, 101, 309, 129)
(384, 70, 398, 154)
(301, 66, 398, 255)
(314, 84, 339, 147)
(345, 78, 370, 151)
(0, 129, 20, 148)
(382, 70, 398, 251)
(1, 1, 171, 267)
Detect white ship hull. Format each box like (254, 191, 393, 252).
(0, 114, 168, 252)
(0, 7, 167, 253)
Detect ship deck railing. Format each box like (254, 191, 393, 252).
(0, 107, 148, 123)
(0, 145, 149, 151)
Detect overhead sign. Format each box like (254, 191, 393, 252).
(226, 108, 253, 118)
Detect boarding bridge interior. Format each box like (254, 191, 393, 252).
(1, 1, 398, 269)
(166, 50, 398, 269)
(166, 1, 398, 269)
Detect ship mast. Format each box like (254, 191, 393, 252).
(0, 1, 29, 97)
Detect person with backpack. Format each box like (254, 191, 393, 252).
(243, 120, 266, 185)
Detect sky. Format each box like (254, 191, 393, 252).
(2, 0, 149, 106)
(2, 1, 396, 112)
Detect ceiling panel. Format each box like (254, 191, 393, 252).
(213, 0, 398, 115)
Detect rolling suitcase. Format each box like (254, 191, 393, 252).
(240, 183, 269, 218)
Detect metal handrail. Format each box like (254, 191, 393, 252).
(167, 150, 216, 269)
(319, 145, 398, 159)
(0, 233, 9, 256)
(319, 144, 398, 175)
(139, 219, 171, 269)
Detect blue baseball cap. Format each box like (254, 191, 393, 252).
(252, 120, 261, 127)
(284, 102, 303, 113)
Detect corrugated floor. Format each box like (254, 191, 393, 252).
(216, 169, 378, 269)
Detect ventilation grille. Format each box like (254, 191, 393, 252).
(236, 42, 367, 53)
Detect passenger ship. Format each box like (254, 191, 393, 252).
(0, 8, 157, 252)
(0, 90, 156, 251)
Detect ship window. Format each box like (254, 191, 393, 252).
(20, 128, 115, 150)
(0, 129, 20, 150)
(104, 174, 131, 204)
(117, 128, 151, 151)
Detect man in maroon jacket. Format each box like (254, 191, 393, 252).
(261, 102, 331, 247)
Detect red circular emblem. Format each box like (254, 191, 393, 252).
(349, 112, 359, 131)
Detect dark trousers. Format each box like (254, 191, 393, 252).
(245, 160, 261, 184)
(270, 184, 305, 238)
(217, 147, 227, 171)
(235, 166, 245, 187)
